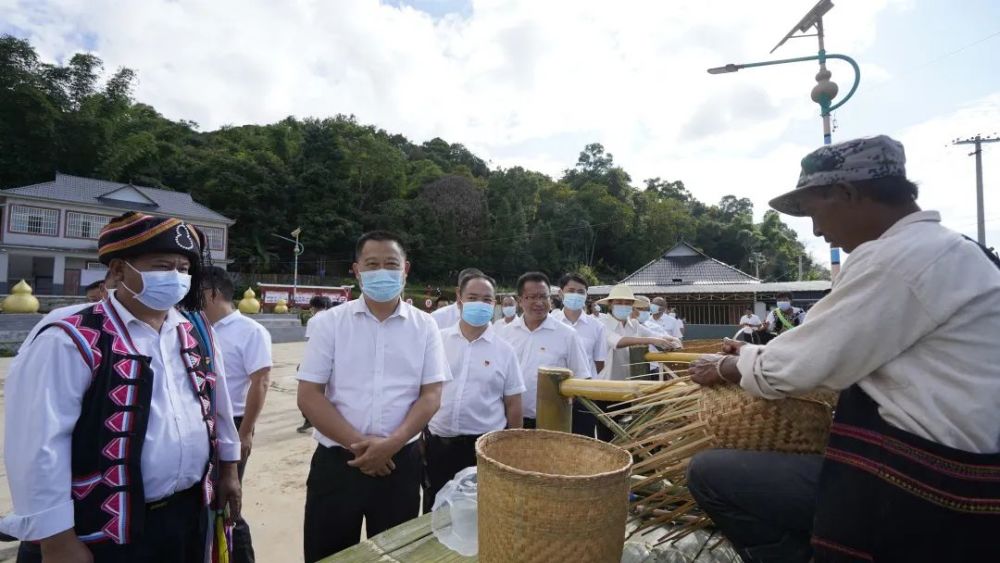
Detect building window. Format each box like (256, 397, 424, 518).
(197, 225, 226, 251)
(66, 212, 112, 239)
(9, 205, 59, 236)
(86, 262, 108, 271)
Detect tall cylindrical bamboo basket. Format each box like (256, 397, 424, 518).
(476, 429, 633, 563)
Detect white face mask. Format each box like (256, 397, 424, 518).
(121, 262, 192, 311)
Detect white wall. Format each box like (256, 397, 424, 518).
(2, 198, 230, 262)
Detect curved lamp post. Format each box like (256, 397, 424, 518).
(273, 229, 305, 306)
(707, 53, 861, 146)
(706, 0, 860, 279)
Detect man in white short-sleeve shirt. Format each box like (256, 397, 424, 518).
(296, 231, 450, 561)
(424, 273, 524, 512)
(550, 273, 611, 439)
(496, 272, 592, 428)
(203, 266, 273, 563)
(597, 285, 681, 381)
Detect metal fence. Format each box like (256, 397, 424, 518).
(671, 302, 751, 325)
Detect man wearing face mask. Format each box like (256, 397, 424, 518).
(494, 295, 518, 326)
(650, 297, 681, 339)
(423, 273, 524, 512)
(596, 284, 681, 381)
(633, 296, 671, 379)
(550, 273, 610, 439)
(495, 272, 592, 429)
(2, 212, 242, 563)
(296, 231, 450, 561)
(431, 268, 484, 329)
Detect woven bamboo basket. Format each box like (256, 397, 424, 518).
(476, 429, 633, 563)
(698, 384, 836, 452)
(607, 380, 838, 541)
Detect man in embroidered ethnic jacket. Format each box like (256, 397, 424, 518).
(1, 211, 243, 563)
(686, 136, 1000, 562)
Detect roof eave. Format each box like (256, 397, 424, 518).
(0, 192, 235, 226)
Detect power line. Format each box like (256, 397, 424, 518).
(865, 29, 1000, 97)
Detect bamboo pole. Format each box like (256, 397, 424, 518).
(536, 368, 572, 432)
(644, 352, 708, 363)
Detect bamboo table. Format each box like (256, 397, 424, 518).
(322, 513, 475, 562)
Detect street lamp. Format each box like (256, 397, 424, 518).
(706, 0, 859, 278)
(272, 228, 304, 307)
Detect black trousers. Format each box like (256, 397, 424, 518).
(17, 487, 204, 563)
(687, 450, 823, 563)
(422, 432, 481, 513)
(523, 417, 536, 429)
(232, 416, 255, 563)
(303, 441, 421, 562)
(570, 399, 615, 442)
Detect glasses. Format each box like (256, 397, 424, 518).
(520, 294, 550, 303)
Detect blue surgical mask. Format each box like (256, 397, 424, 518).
(562, 293, 586, 311)
(612, 304, 633, 321)
(461, 301, 494, 327)
(359, 269, 405, 302)
(638, 311, 651, 323)
(649, 304, 661, 315)
(777, 301, 791, 310)
(668, 312, 677, 318)
(502, 305, 517, 318)
(122, 262, 191, 311)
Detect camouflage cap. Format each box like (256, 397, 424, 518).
(769, 135, 907, 216)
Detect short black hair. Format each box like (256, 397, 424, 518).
(557, 273, 589, 290)
(459, 273, 496, 294)
(181, 229, 211, 312)
(516, 271, 550, 297)
(203, 266, 235, 301)
(85, 280, 104, 292)
(457, 267, 484, 286)
(309, 295, 332, 310)
(355, 230, 406, 261)
(435, 296, 449, 305)
(821, 176, 919, 206)
(853, 176, 919, 205)
(776, 292, 792, 300)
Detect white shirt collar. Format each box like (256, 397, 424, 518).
(511, 313, 557, 332)
(350, 296, 409, 320)
(107, 289, 187, 333)
(880, 210, 941, 240)
(559, 309, 593, 326)
(214, 309, 242, 327)
(444, 322, 496, 343)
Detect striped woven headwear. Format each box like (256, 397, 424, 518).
(98, 212, 204, 265)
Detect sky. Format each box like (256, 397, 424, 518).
(3, 0, 999, 268)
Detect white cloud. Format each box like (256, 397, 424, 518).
(7, 0, 996, 267)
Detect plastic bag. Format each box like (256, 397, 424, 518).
(431, 466, 478, 556)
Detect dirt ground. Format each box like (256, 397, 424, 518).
(0, 342, 317, 563)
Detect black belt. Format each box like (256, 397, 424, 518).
(146, 485, 201, 511)
(426, 433, 482, 446)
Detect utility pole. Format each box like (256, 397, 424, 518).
(953, 135, 1000, 246)
(798, 255, 804, 281)
(750, 252, 766, 280)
